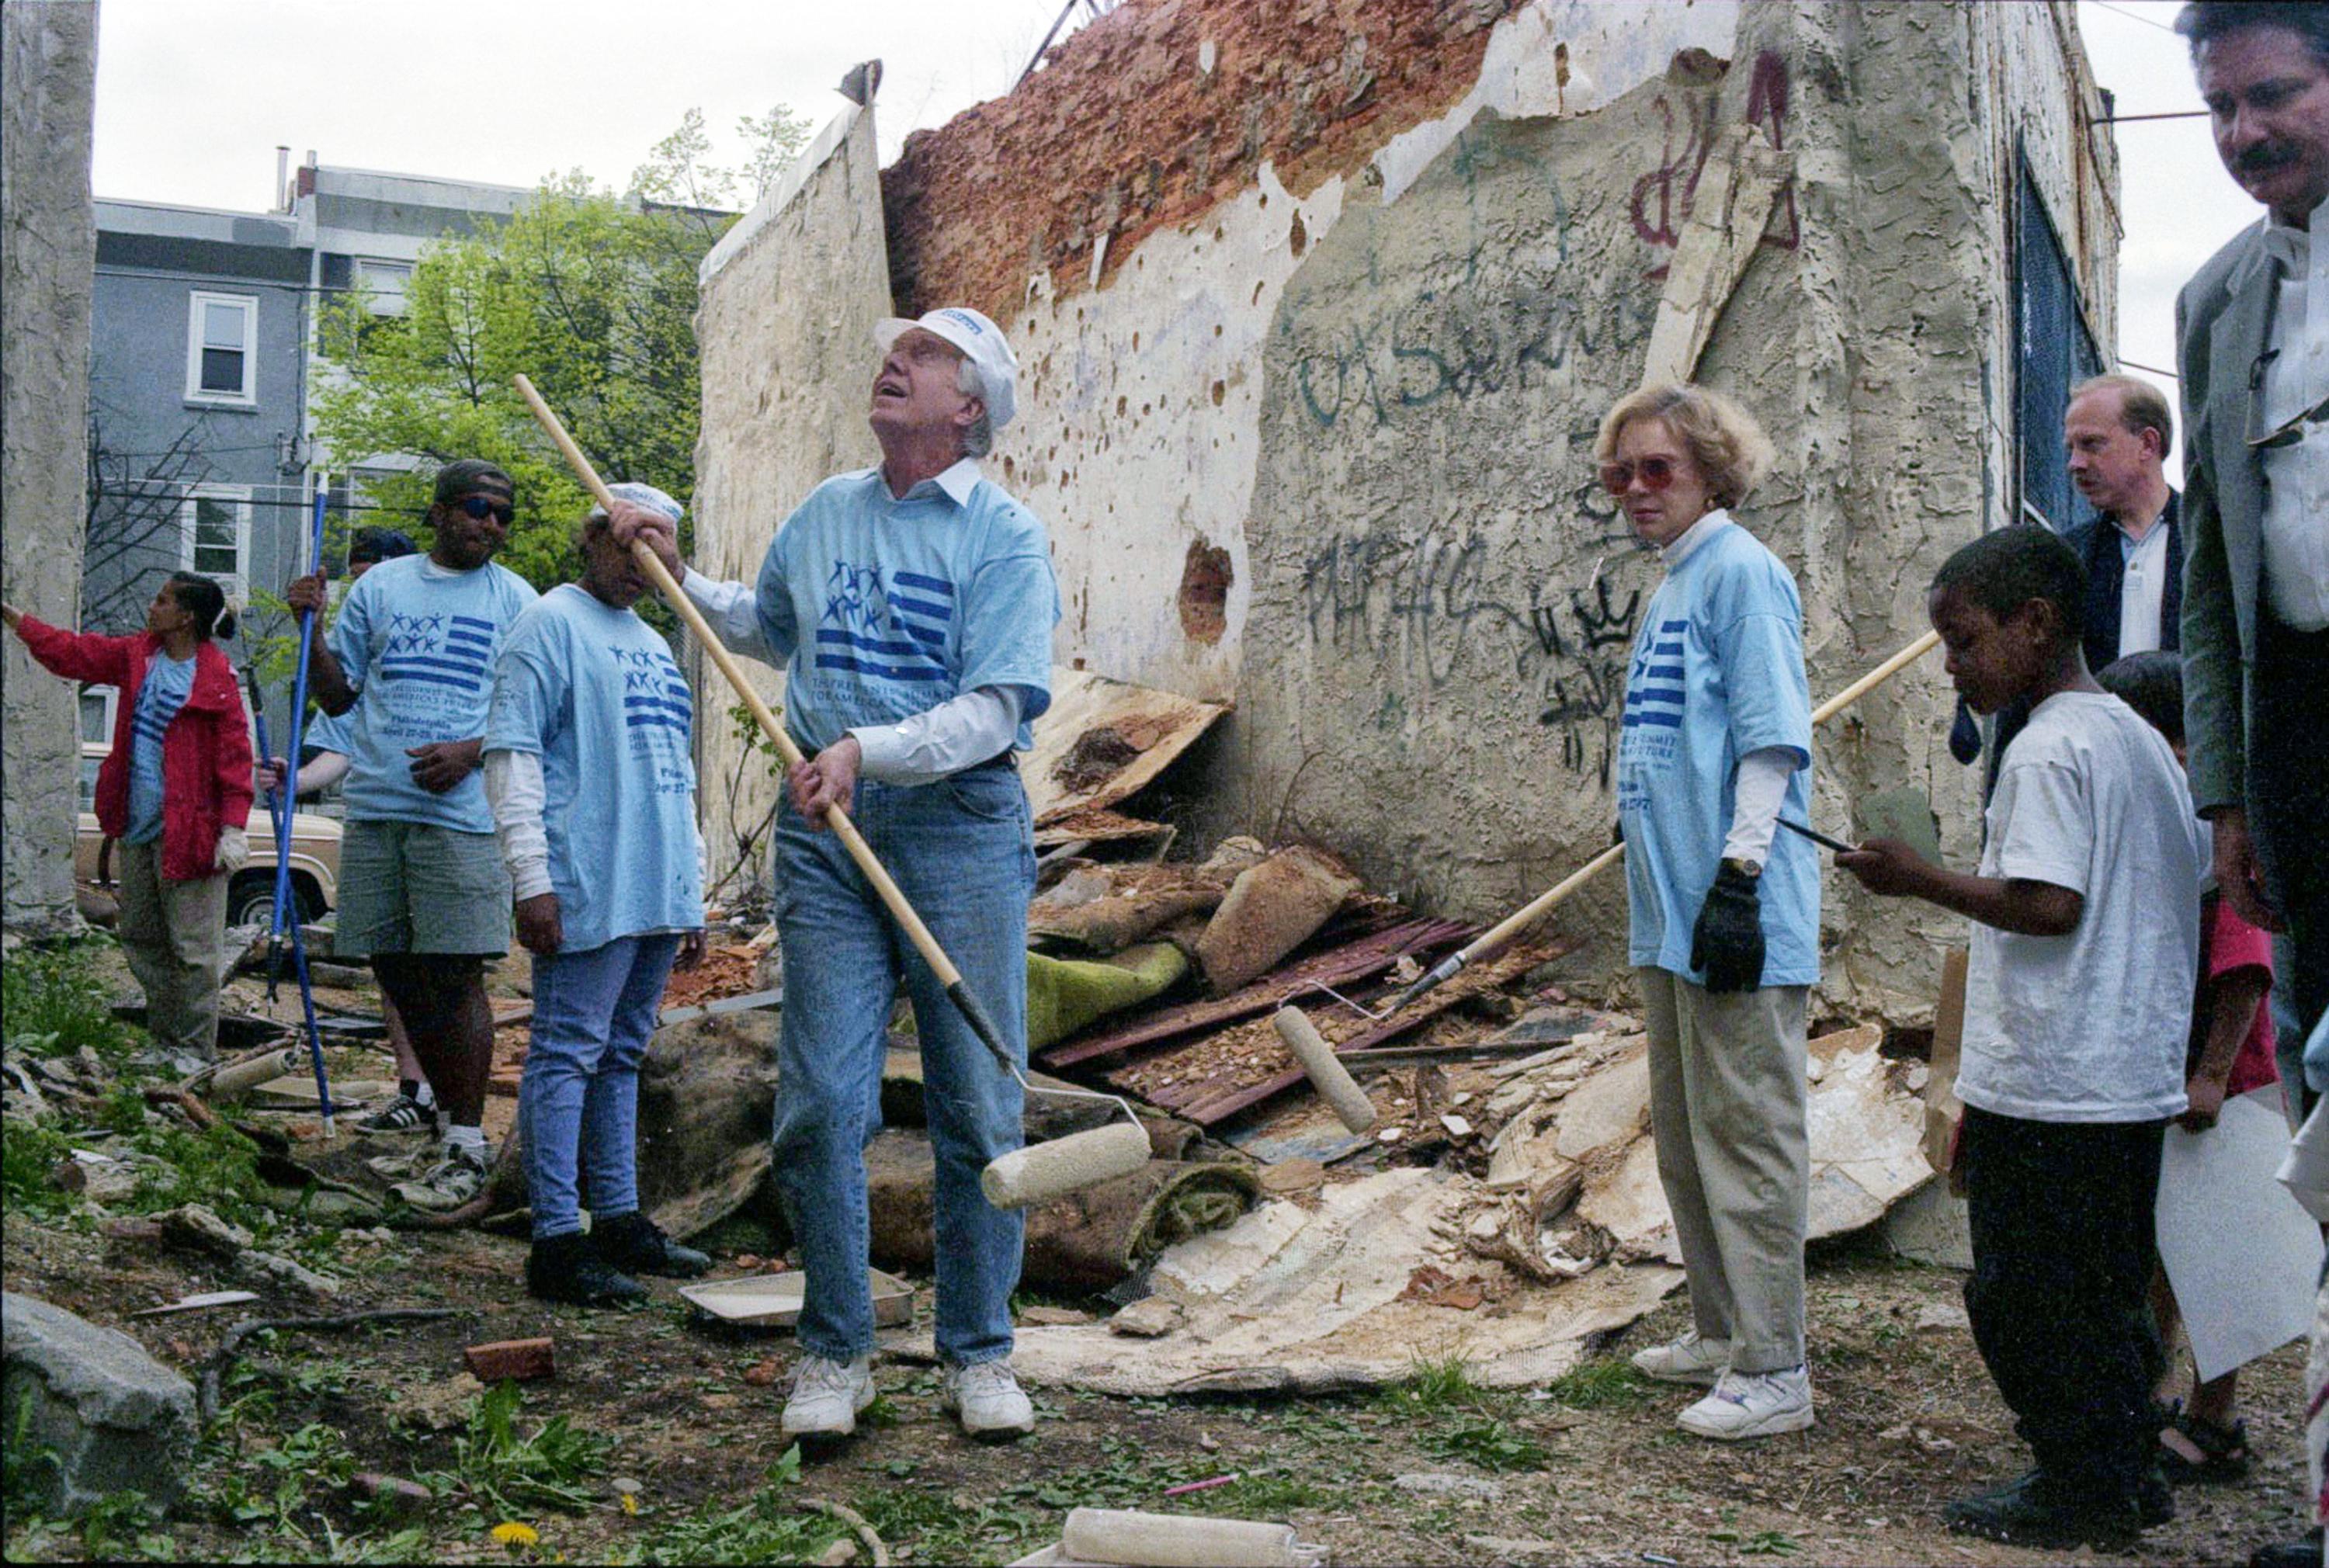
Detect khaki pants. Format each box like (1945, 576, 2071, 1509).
(1638, 966, 1810, 1373)
(115, 840, 226, 1059)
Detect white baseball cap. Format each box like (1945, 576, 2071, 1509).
(591, 480, 684, 522)
(873, 307, 1019, 428)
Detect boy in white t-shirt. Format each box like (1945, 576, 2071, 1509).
(1841, 525, 2205, 1550)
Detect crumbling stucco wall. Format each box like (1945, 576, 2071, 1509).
(692, 102, 890, 904)
(2, 0, 99, 935)
(695, 0, 2117, 1021)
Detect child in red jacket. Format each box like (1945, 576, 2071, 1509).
(5, 575, 252, 1059)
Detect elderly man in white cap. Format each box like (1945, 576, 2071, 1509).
(485, 483, 710, 1306)
(616, 307, 1059, 1445)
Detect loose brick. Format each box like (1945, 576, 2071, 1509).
(463, 1337, 555, 1383)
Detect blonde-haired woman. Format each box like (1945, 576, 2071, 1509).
(1600, 383, 1817, 1439)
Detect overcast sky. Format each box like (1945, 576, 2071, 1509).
(90, 0, 2260, 463)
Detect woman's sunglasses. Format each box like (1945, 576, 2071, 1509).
(1598, 456, 1678, 495)
(454, 494, 516, 526)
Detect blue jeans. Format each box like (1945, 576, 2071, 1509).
(520, 932, 682, 1240)
(772, 766, 1034, 1365)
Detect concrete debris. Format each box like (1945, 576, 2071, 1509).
(396, 1372, 488, 1433)
(234, 1249, 342, 1300)
(1394, 1473, 1505, 1500)
(1193, 845, 1365, 994)
(156, 1202, 254, 1259)
(2, 1291, 198, 1513)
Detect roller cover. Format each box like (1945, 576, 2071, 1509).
(981, 1121, 1152, 1209)
(1272, 1007, 1376, 1133)
(1060, 1507, 1306, 1567)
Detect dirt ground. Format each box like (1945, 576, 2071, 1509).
(4, 949, 2317, 1566)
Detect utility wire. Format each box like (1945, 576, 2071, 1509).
(2091, 1, 2179, 34)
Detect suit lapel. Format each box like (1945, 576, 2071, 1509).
(2206, 234, 2275, 552)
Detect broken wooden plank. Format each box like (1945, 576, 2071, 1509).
(1023, 671, 1230, 825)
(1168, 940, 1574, 1126)
(1036, 917, 1470, 1070)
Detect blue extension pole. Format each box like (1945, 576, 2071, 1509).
(252, 706, 335, 1134)
(271, 484, 328, 943)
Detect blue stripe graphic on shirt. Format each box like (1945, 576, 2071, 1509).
(892, 572, 954, 597)
(1623, 710, 1684, 729)
(886, 591, 952, 622)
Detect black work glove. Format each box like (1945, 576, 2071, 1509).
(1690, 859, 1765, 994)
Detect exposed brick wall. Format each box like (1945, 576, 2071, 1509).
(881, 0, 1522, 321)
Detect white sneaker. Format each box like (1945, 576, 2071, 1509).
(781, 1355, 875, 1439)
(1630, 1329, 1731, 1386)
(390, 1143, 489, 1212)
(1677, 1365, 1814, 1440)
(942, 1359, 1034, 1441)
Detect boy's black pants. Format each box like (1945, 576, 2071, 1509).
(1960, 1105, 2168, 1494)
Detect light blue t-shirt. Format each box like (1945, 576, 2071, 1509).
(485, 585, 702, 954)
(1615, 516, 1819, 986)
(753, 467, 1060, 753)
(300, 708, 352, 758)
(125, 650, 197, 845)
(329, 553, 537, 832)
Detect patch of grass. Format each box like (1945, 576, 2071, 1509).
(1419, 1415, 1550, 1473)
(125, 1122, 269, 1230)
(622, 1448, 836, 1565)
(425, 1382, 610, 1516)
(848, 1481, 1047, 1566)
(1196, 1469, 1329, 1514)
(2, 938, 136, 1063)
(1, 1115, 75, 1218)
(1540, 1357, 1659, 1410)
(1390, 1355, 1480, 1412)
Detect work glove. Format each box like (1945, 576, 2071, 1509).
(1690, 859, 1765, 994)
(214, 825, 249, 873)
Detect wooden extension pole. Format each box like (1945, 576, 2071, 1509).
(1387, 626, 1944, 1013)
(512, 374, 1018, 1065)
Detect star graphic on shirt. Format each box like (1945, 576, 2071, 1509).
(822, 562, 887, 635)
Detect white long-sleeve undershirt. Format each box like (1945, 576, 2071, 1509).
(1723, 746, 1796, 867)
(484, 749, 553, 902)
(677, 564, 1023, 786)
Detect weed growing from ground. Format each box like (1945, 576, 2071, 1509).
(427, 1381, 611, 1517)
(1540, 1358, 1659, 1410)
(1, 1116, 74, 1217)
(2, 938, 136, 1064)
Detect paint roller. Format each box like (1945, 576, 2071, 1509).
(513, 375, 1152, 1210)
(1060, 1507, 1324, 1568)
(1272, 628, 1945, 1119)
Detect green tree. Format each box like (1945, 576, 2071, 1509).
(310, 108, 804, 593)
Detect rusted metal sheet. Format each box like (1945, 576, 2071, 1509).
(1023, 670, 1230, 825)
(1164, 938, 1575, 1126)
(1035, 916, 1471, 1070)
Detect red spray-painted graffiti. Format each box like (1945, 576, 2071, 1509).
(1629, 50, 1799, 279)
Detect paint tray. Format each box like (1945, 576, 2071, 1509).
(1853, 786, 1942, 867)
(678, 1269, 913, 1330)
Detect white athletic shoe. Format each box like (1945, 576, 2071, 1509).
(1630, 1329, 1731, 1386)
(942, 1359, 1034, 1441)
(781, 1355, 874, 1439)
(1677, 1365, 1814, 1440)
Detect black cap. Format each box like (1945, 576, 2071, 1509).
(349, 526, 418, 564)
(432, 459, 514, 505)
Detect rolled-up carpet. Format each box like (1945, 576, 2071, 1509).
(866, 1128, 1260, 1292)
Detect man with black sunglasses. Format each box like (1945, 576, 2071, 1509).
(286, 459, 537, 1212)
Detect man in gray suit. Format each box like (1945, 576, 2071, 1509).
(2175, 2, 2329, 1105)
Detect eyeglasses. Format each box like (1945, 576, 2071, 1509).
(454, 494, 515, 526)
(1598, 456, 1679, 494)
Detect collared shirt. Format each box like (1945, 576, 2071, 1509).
(2114, 508, 2172, 657)
(2259, 204, 2329, 631)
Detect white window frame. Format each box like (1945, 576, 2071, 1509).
(354, 258, 413, 317)
(185, 290, 258, 405)
(180, 484, 253, 599)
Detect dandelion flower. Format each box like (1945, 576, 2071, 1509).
(491, 1521, 540, 1547)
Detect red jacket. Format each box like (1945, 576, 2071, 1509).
(19, 617, 253, 882)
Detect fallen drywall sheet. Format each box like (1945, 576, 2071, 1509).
(887, 1026, 1932, 1393)
(1023, 669, 1232, 825)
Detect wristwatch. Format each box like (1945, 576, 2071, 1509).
(1721, 857, 1762, 879)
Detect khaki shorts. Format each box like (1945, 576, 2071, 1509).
(335, 819, 510, 958)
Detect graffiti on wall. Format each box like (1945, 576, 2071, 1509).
(1630, 50, 1800, 278)
(1297, 522, 1642, 786)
